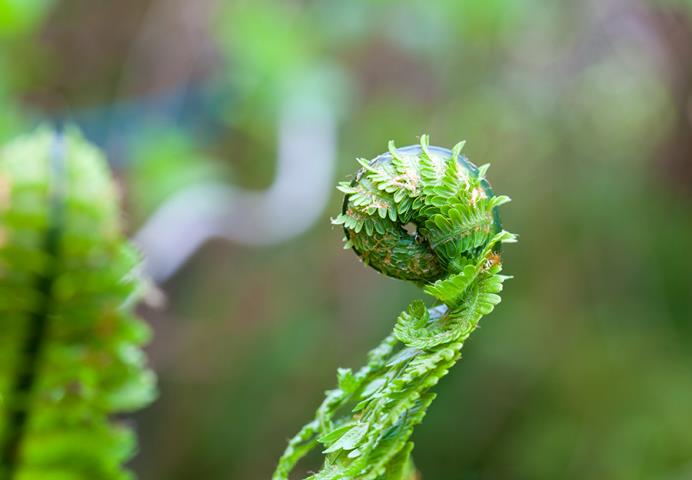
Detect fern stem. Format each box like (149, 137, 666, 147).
(0, 133, 65, 478)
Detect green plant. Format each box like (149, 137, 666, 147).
(0, 128, 155, 479)
(273, 135, 516, 480)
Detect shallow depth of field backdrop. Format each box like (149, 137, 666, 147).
(2, 0, 692, 479)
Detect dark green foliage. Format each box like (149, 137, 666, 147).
(274, 136, 516, 479)
(0, 128, 156, 479)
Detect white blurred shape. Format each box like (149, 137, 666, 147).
(134, 95, 336, 282)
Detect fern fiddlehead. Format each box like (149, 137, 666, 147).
(0, 128, 155, 479)
(274, 135, 516, 480)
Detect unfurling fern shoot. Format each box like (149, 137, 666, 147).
(274, 135, 516, 480)
(0, 129, 156, 479)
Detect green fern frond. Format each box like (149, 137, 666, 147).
(0, 128, 155, 479)
(276, 136, 515, 480)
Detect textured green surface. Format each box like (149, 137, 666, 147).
(273, 136, 515, 479)
(0, 128, 156, 479)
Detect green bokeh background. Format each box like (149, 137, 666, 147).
(1, 0, 691, 478)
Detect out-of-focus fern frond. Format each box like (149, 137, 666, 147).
(0, 128, 155, 479)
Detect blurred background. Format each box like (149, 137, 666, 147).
(1, 0, 692, 478)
